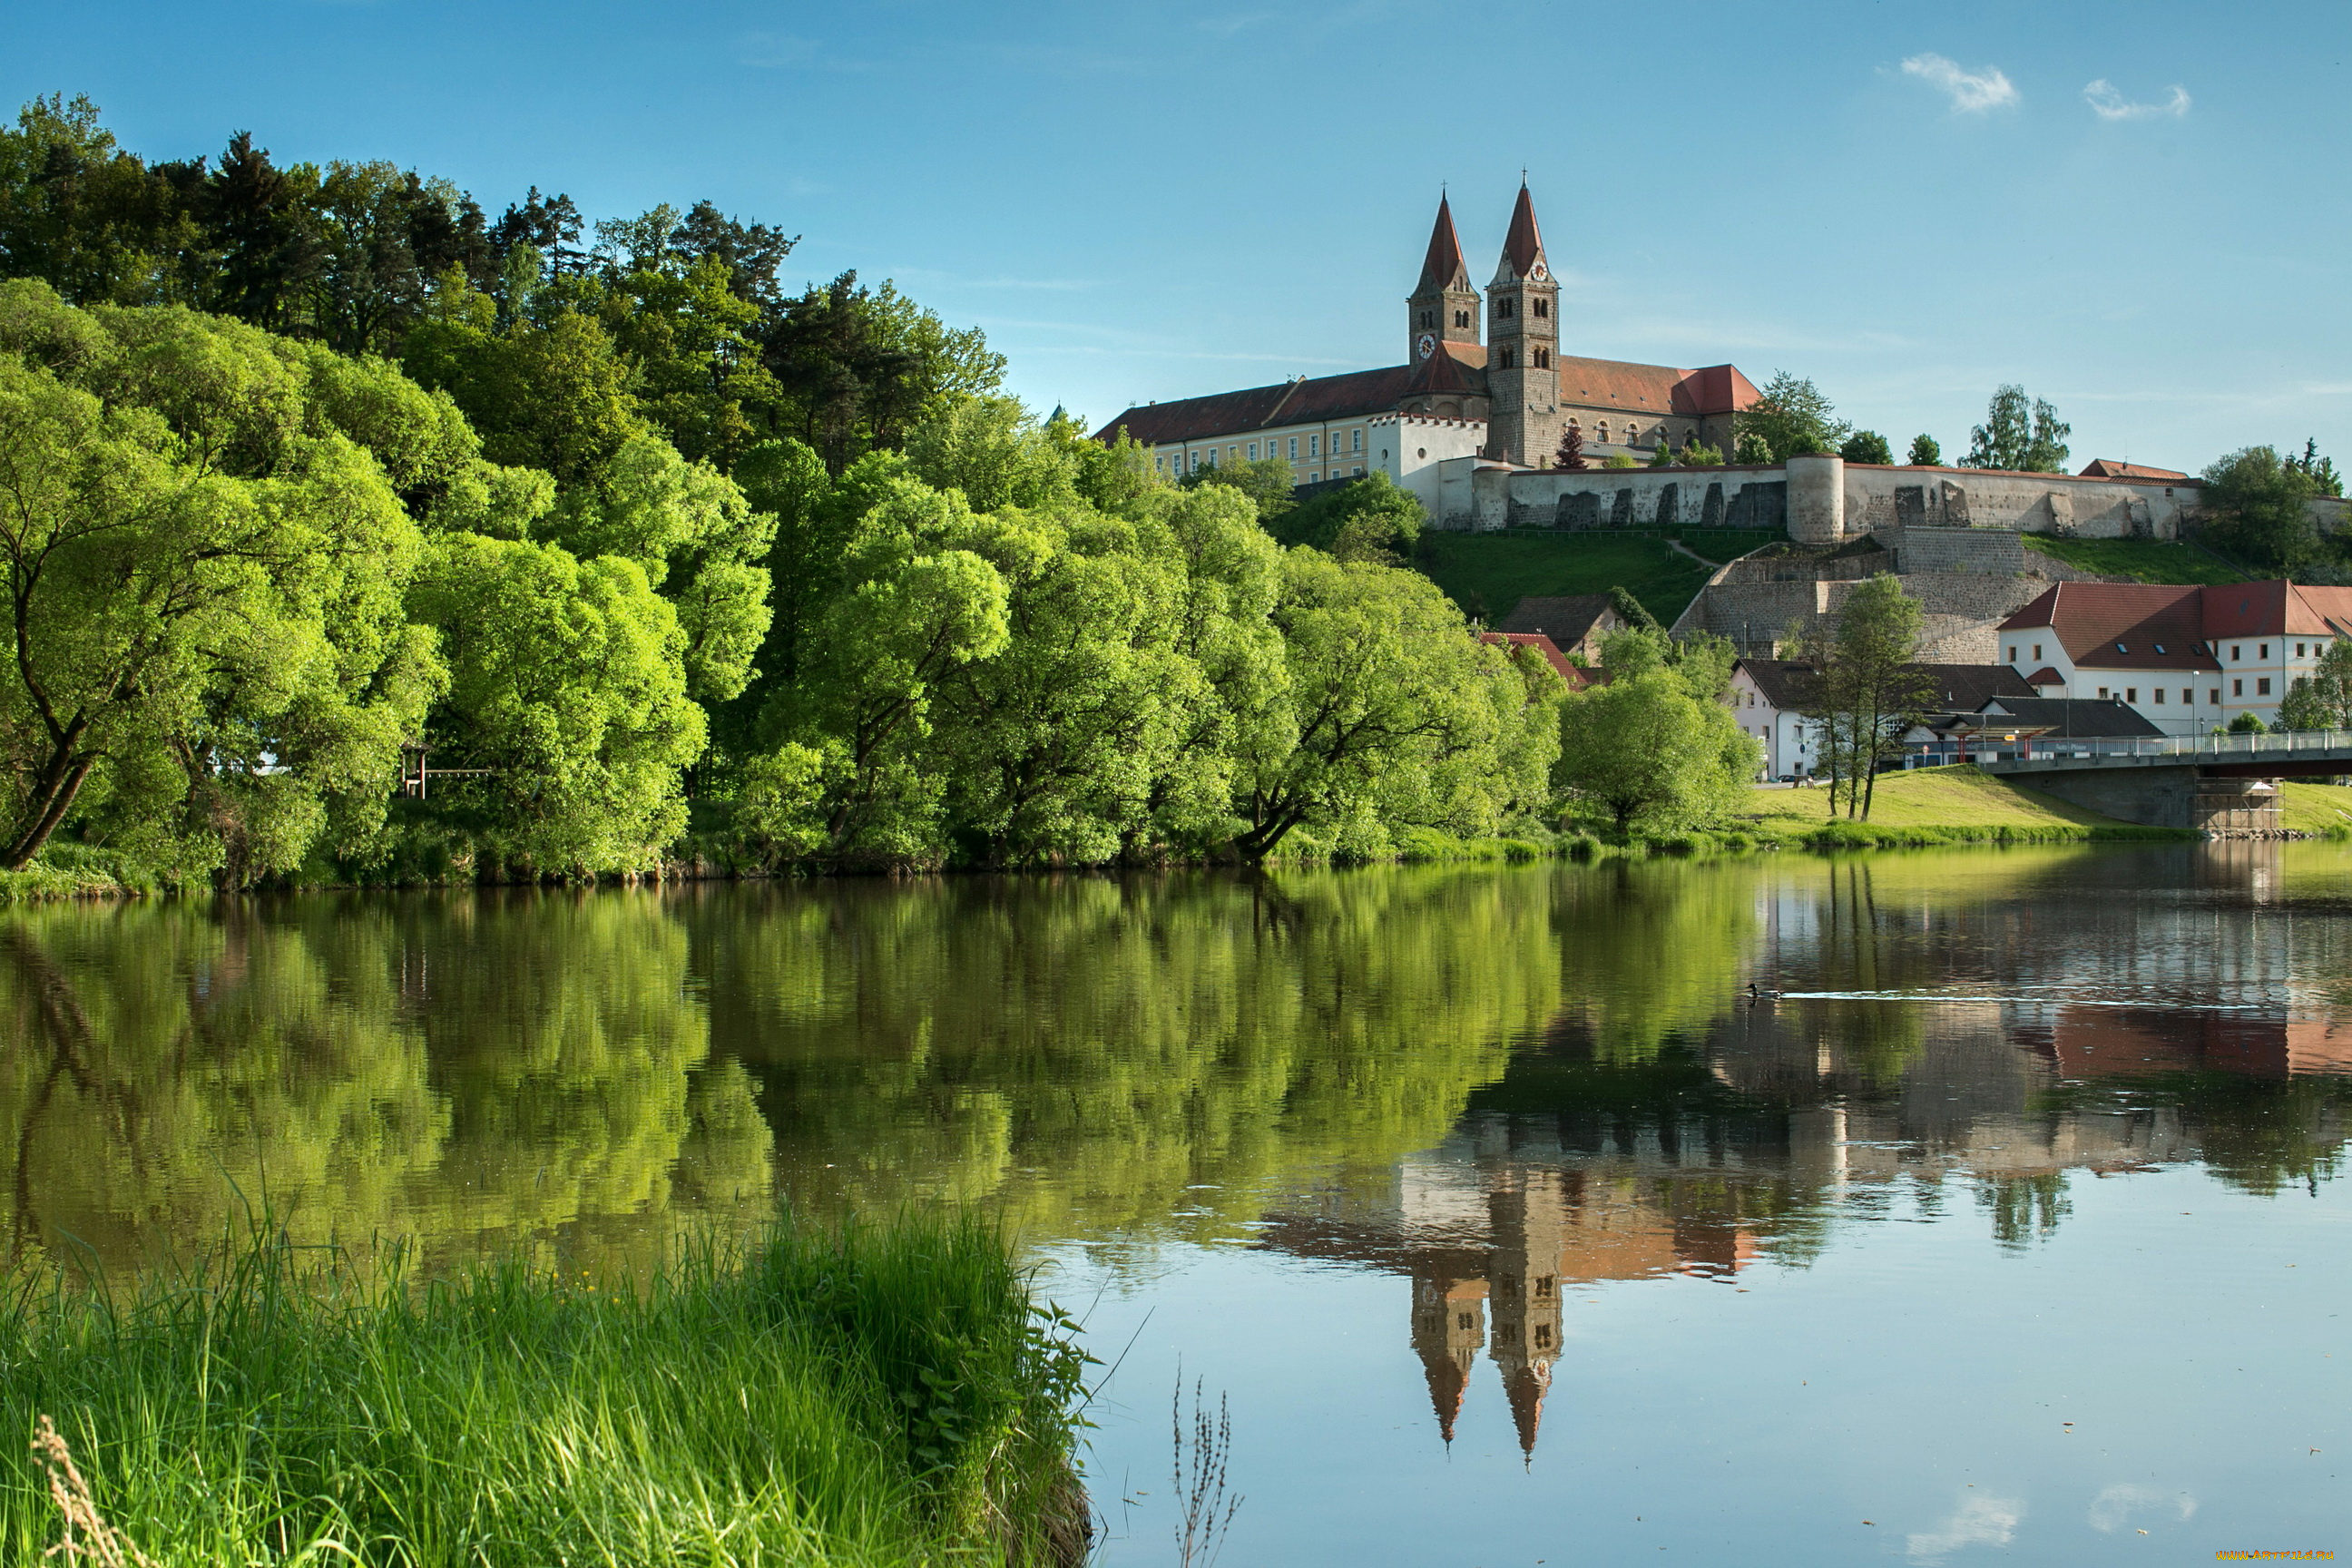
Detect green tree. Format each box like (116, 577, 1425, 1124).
(1963, 385, 2070, 473)
(759, 271, 1004, 475)
(1553, 668, 1757, 836)
(0, 281, 443, 879)
(1907, 433, 1941, 466)
(1733, 371, 1847, 463)
(1677, 436, 1724, 466)
(1181, 453, 1294, 522)
(1839, 430, 1893, 466)
(1798, 575, 1934, 820)
(760, 478, 1013, 867)
(2198, 446, 2320, 573)
(1267, 471, 1423, 563)
(400, 275, 645, 486)
(407, 534, 706, 874)
(2229, 710, 2269, 734)
(2278, 638, 2352, 730)
(1229, 554, 1553, 861)
(2288, 437, 2342, 498)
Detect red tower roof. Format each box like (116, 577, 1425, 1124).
(1501, 183, 1545, 279)
(1416, 195, 1469, 293)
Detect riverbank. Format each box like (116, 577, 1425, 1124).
(1696, 764, 2199, 852)
(2, 1218, 1090, 1567)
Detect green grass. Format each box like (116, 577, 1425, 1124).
(2276, 780, 2352, 837)
(2020, 533, 2247, 585)
(1, 1218, 1089, 1567)
(1416, 528, 1780, 627)
(1730, 765, 2196, 848)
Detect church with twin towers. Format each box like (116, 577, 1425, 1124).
(1097, 183, 1759, 485)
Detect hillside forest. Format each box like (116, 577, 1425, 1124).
(1, 95, 1730, 887)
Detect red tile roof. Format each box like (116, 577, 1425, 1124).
(2078, 459, 2189, 481)
(1416, 194, 1470, 293)
(2024, 667, 2065, 688)
(1996, 583, 2221, 671)
(1501, 184, 1544, 279)
(1482, 631, 1598, 686)
(1670, 363, 1760, 417)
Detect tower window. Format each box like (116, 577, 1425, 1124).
(1455, 309, 1469, 328)
(1534, 348, 1550, 368)
(1498, 298, 1514, 318)
(1534, 298, 1548, 318)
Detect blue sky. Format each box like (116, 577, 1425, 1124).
(8, 1, 2347, 472)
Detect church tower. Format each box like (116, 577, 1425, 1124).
(1484, 182, 1561, 466)
(1406, 195, 1481, 368)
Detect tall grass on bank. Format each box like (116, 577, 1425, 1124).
(0, 1219, 1092, 1566)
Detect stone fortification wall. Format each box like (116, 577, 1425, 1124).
(1669, 525, 2122, 658)
(1431, 454, 2239, 544)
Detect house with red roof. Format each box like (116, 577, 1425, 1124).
(1996, 580, 2352, 732)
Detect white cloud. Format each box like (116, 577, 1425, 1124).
(2083, 80, 2191, 120)
(1906, 1493, 2023, 1563)
(2090, 1485, 2197, 1534)
(1901, 54, 2020, 113)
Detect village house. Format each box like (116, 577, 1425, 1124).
(1730, 660, 2039, 779)
(1997, 580, 2352, 734)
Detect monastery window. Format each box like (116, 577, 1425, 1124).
(2260, 643, 2269, 659)
(1597, 422, 1610, 441)
(2297, 642, 2307, 657)
(2126, 688, 2137, 703)
(2212, 688, 2223, 704)
(2155, 689, 2166, 704)
(1534, 298, 1548, 318)
(2232, 644, 2241, 661)
(1534, 348, 1550, 368)
(1352, 428, 1363, 452)
(1227, 445, 1237, 463)
(2033, 643, 2043, 661)
(1288, 436, 1298, 459)
(1247, 442, 1257, 460)
(2098, 687, 2109, 699)
(1497, 298, 1514, 319)
(2234, 679, 2244, 697)
(2006, 646, 2016, 663)
(2259, 678, 2272, 696)
(1454, 309, 1470, 328)
(1352, 465, 1364, 476)
(1308, 435, 1319, 456)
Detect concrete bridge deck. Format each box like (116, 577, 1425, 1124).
(1968, 730, 2352, 831)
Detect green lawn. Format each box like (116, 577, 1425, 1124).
(1742, 765, 2128, 833)
(2021, 533, 2246, 585)
(2275, 780, 2352, 835)
(1417, 528, 1780, 625)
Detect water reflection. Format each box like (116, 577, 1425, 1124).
(0, 843, 2345, 1288)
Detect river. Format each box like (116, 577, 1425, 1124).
(4, 843, 2346, 1564)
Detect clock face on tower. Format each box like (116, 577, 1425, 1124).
(1416, 332, 1436, 360)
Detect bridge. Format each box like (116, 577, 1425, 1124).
(1968, 730, 2352, 832)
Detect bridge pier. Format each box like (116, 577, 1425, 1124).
(2013, 765, 2281, 834)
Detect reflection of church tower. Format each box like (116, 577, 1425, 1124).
(1411, 1269, 1487, 1443)
(1486, 1168, 1565, 1457)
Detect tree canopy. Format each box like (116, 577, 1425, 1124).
(1962, 385, 2070, 473)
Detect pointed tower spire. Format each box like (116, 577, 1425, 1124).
(1416, 193, 1470, 293)
(1500, 181, 1546, 279)
(1406, 193, 1482, 367)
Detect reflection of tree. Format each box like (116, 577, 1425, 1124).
(0, 893, 767, 1275)
(1551, 861, 1755, 1063)
(691, 867, 1562, 1240)
(1977, 1172, 2070, 1249)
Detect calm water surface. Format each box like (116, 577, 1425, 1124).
(6, 844, 2349, 1564)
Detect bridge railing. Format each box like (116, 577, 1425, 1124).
(1921, 728, 2352, 767)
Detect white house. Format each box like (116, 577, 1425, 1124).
(1996, 581, 2352, 734)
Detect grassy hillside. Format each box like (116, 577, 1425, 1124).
(1722, 765, 2193, 848)
(2021, 533, 2246, 585)
(2275, 780, 2352, 836)
(1417, 528, 1780, 625)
